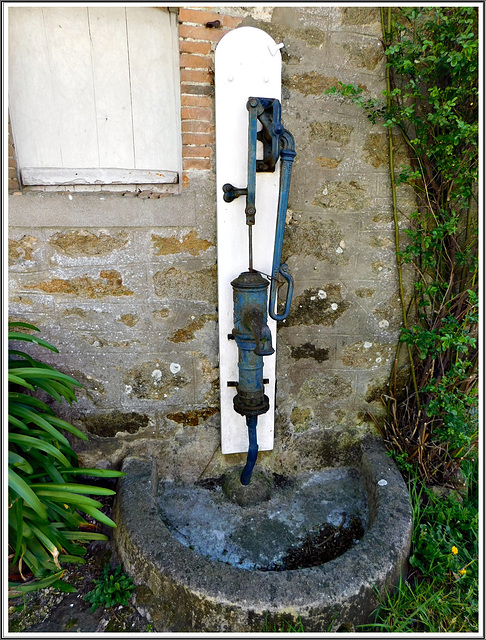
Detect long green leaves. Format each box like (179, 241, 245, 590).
(8, 321, 125, 595)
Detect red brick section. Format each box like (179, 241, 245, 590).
(178, 7, 242, 181)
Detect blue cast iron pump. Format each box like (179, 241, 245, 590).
(223, 97, 295, 485)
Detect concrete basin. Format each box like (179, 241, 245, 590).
(113, 436, 412, 632)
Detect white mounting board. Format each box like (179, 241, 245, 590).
(215, 27, 282, 454)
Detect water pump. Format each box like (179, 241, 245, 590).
(223, 97, 295, 484)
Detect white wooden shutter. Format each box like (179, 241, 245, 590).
(8, 7, 181, 187)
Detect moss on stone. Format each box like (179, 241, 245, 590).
(81, 411, 150, 437)
(290, 342, 330, 363)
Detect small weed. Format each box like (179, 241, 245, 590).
(83, 564, 135, 613)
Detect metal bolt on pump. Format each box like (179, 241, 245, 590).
(223, 97, 295, 484)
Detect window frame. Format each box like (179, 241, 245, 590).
(8, 6, 182, 195)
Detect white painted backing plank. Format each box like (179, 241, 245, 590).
(87, 7, 134, 169)
(21, 167, 178, 186)
(126, 7, 180, 172)
(215, 27, 282, 454)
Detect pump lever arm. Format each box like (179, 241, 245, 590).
(268, 132, 296, 322)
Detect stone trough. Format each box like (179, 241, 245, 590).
(113, 436, 412, 633)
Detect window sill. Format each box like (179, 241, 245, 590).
(18, 183, 181, 196)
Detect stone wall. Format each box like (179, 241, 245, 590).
(8, 6, 413, 482)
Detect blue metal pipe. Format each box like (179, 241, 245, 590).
(240, 415, 259, 485)
(269, 138, 296, 322)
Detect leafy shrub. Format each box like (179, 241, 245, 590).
(8, 321, 125, 595)
(329, 8, 478, 633)
(84, 564, 135, 612)
(329, 7, 478, 484)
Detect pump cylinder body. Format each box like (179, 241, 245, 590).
(231, 270, 272, 418)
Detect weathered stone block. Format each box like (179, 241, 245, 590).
(283, 218, 348, 264)
(123, 359, 190, 402)
(284, 71, 339, 96)
(313, 179, 371, 210)
(340, 7, 381, 27)
(168, 313, 217, 343)
(298, 372, 354, 406)
(166, 407, 218, 427)
(308, 121, 354, 146)
(340, 339, 395, 370)
(363, 133, 409, 169)
(153, 265, 218, 303)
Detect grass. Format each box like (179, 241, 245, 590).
(360, 457, 479, 633)
(262, 615, 305, 633)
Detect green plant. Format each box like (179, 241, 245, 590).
(329, 7, 478, 484)
(8, 321, 125, 596)
(262, 616, 305, 632)
(358, 468, 478, 633)
(84, 564, 135, 612)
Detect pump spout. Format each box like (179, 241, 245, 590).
(242, 308, 275, 356)
(240, 415, 258, 485)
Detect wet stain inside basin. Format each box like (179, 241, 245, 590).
(156, 468, 368, 571)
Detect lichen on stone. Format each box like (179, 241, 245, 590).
(9, 235, 37, 265)
(152, 230, 214, 257)
(284, 285, 350, 327)
(341, 341, 394, 369)
(166, 408, 218, 426)
(290, 406, 313, 432)
(168, 313, 217, 343)
(49, 230, 129, 257)
(123, 361, 188, 400)
(26, 270, 133, 299)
